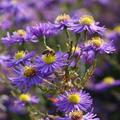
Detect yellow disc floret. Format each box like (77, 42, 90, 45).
(15, 51, 25, 60)
(91, 37, 104, 47)
(68, 94, 80, 104)
(55, 13, 70, 23)
(103, 76, 115, 85)
(24, 66, 36, 77)
(70, 111, 83, 120)
(16, 29, 26, 37)
(79, 15, 94, 25)
(19, 93, 30, 102)
(42, 53, 56, 64)
(114, 26, 120, 33)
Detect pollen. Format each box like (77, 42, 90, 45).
(55, 14, 70, 23)
(42, 54, 56, 64)
(103, 77, 115, 85)
(19, 93, 30, 102)
(79, 15, 94, 25)
(91, 37, 103, 47)
(15, 51, 25, 60)
(24, 66, 36, 77)
(68, 94, 80, 104)
(70, 111, 83, 120)
(16, 29, 26, 37)
(113, 26, 120, 33)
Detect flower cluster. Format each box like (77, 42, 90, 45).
(0, 12, 117, 120)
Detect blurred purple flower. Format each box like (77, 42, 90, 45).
(89, 77, 120, 91)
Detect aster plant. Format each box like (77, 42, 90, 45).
(0, 13, 116, 120)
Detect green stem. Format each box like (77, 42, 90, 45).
(43, 36, 48, 48)
(84, 30, 87, 41)
(43, 79, 58, 88)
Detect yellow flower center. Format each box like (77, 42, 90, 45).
(15, 51, 25, 60)
(55, 14, 70, 23)
(24, 66, 36, 77)
(19, 94, 30, 102)
(42, 54, 56, 64)
(16, 29, 26, 37)
(70, 111, 83, 120)
(113, 26, 120, 33)
(79, 15, 94, 25)
(91, 37, 103, 47)
(68, 94, 80, 104)
(103, 77, 115, 85)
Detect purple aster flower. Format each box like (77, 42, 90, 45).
(35, 49, 67, 75)
(54, 14, 71, 30)
(89, 77, 120, 91)
(19, 93, 39, 104)
(8, 63, 43, 92)
(2, 27, 36, 46)
(91, 37, 116, 54)
(3, 97, 26, 114)
(68, 15, 105, 35)
(6, 51, 35, 67)
(30, 22, 57, 38)
(56, 110, 99, 120)
(3, 93, 39, 114)
(56, 89, 92, 112)
(83, 37, 116, 54)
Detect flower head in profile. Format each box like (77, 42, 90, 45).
(2, 27, 36, 46)
(68, 15, 105, 35)
(30, 22, 57, 38)
(19, 93, 39, 104)
(56, 110, 100, 120)
(105, 26, 120, 52)
(56, 89, 92, 112)
(91, 37, 115, 54)
(35, 48, 67, 75)
(55, 13, 71, 30)
(6, 51, 35, 67)
(83, 37, 115, 54)
(89, 76, 120, 91)
(9, 63, 43, 92)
